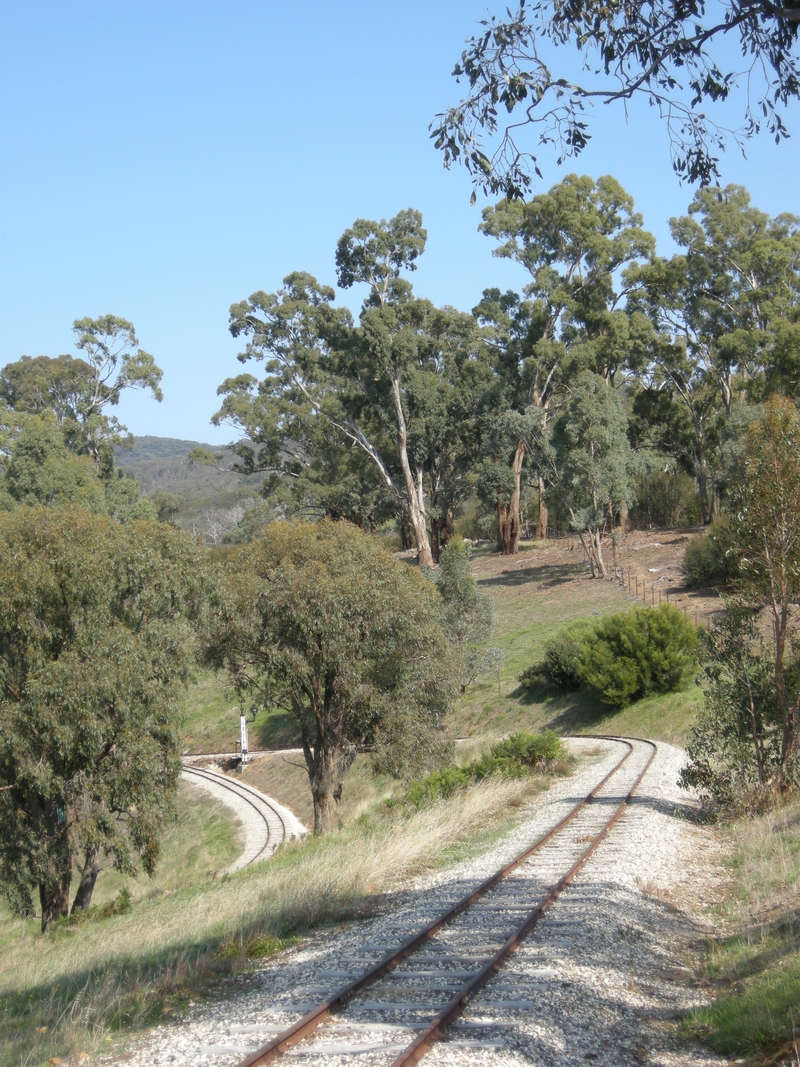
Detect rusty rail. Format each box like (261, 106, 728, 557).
(235, 736, 655, 1066)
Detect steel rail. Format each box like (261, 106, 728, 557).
(182, 764, 288, 865)
(235, 735, 645, 1067)
(390, 736, 657, 1066)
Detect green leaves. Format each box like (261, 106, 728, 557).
(335, 210, 427, 308)
(204, 521, 457, 830)
(579, 604, 699, 708)
(435, 536, 496, 690)
(0, 508, 210, 928)
(433, 1, 800, 199)
(0, 315, 164, 465)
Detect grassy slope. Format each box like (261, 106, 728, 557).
(183, 542, 701, 758)
(687, 799, 800, 1063)
(0, 784, 241, 1067)
(182, 673, 301, 755)
(451, 542, 699, 745)
(0, 771, 567, 1067)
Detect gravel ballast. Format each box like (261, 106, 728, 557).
(108, 739, 727, 1067)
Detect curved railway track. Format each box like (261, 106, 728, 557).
(227, 735, 657, 1066)
(181, 764, 298, 869)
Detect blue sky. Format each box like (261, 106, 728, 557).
(1, 1, 797, 444)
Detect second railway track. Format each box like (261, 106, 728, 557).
(194, 736, 658, 1066)
(181, 764, 304, 869)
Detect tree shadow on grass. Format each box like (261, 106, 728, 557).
(479, 563, 585, 590)
(255, 712, 302, 750)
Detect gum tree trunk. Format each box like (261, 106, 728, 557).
(535, 474, 548, 540)
(71, 845, 102, 913)
(497, 443, 526, 555)
(303, 737, 358, 834)
(391, 376, 433, 568)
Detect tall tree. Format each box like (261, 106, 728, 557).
(628, 186, 800, 520)
(335, 209, 438, 565)
(732, 394, 800, 780)
(1, 316, 163, 462)
(218, 214, 490, 565)
(0, 509, 207, 932)
(476, 175, 653, 549)
(551, 372, 635, 577)
(432, 0, 800, 200)
(204, 521, 455, 833)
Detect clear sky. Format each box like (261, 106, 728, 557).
(1, 1, 797, 445)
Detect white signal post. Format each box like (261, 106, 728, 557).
(239, 711, 249, 766)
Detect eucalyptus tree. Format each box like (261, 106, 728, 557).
(433, 0, 800, 200)
(401, 305, 493, 559)
(0, 316, 163, 463)
(0, 417, 156, 521)
(204, 521, 455, 833)
(732, 395, 800, 779)
(0, 509, 208, 932)
(219, 211, 488, 566)
(335, 209, 440, 565)
(477, 175, 654, 548)
(627, 185, 800, 520)
(551, 373, 635, 577)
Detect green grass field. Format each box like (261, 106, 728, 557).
(183, 545, 702, 758)
(685, 799, 800, 1063)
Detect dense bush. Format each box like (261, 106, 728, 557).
(683, 519, 740, 587)
(518, 620, 592, 692)
(680, 608, 797, 813)
(542, 621, 593, 691)
(579, 604, 699, 707)
(403, 731, 565, 807)
(630, 470, 703, 528)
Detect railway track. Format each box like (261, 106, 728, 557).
(181, 764, 303, 870)
(211, 735, 657, 1066)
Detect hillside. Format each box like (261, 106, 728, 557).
(115, 435, 266, 538)
(183, 526, 717, 761)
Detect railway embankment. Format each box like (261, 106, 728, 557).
(106, 738, 730, 1067)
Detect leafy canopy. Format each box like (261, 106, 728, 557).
(433, 0, 800, 200)
(204, 521, 457, 832)
(0, 508, 208, 931)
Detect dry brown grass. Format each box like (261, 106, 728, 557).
(0, 773, 543, 1067)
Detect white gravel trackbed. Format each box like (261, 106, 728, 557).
(110, 739, 729, 1067)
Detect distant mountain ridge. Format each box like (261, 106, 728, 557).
(115, 435, 226, 466)
(115, 435, 265, 535)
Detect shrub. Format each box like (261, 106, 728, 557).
(679, 608, 796, 813)
(542, 620, 593, 691)
(630, 470, 703, 528)
(683, 518, 740, 587)
(518, 621, 592, 693)
(490, 730, 564, 766)
(402, 731, 566, 807)
(579, 604, 699, 707)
